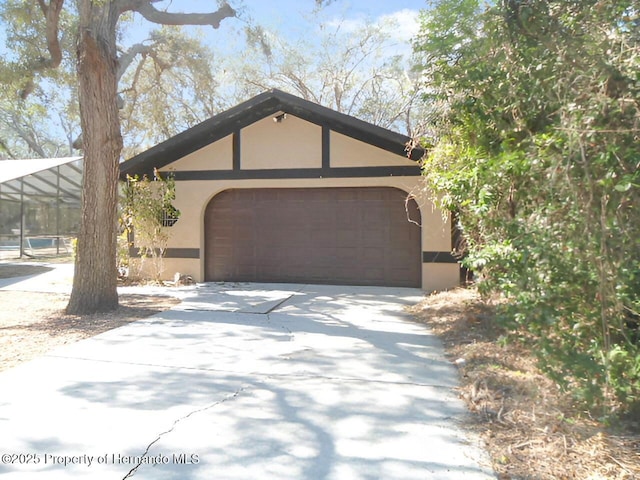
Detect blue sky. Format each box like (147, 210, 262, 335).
(0, 0, 429, 157)
(235, 0, 427, 27)
(0, 1, 428, 60)
(244, 0, 427, 17)
(123, 0, 428, 56)
(150, 1, 428, 25)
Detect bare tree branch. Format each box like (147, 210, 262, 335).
(0, 138, 17, 159)
(17, 0, 65, 99)
(36, 0, 64, 70)
(122, 1, 235, 28)
(117, 42, 154, 82)
(10, 112, 47, 157)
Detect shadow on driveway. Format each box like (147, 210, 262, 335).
(0, 283, 495, 479)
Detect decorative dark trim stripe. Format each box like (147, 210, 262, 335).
(131, 250, 456, 264)
(167, 165, 420, 181)
(232, 130, 241, 171)
(119, 89, 424, 179)
(322, 126, 330, 171)
(129, 247, 200, 259)
(422, 251, 458, 263)
(166, 248, 200, 259)
(132, 250, 455, 263)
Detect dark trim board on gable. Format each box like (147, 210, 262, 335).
(322, 125, 331, 170)
(119, 89, 424, 179)
(167, 165, 420, 181)
(232, 130, 241, 171)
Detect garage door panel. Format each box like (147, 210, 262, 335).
(391, 270, 414, 284)
(205, 187, 421, 287)
(390, 250, 416, 264)
(362, 268, 385, 282)
(334, 189, 359, 201)
(229, 208, 252, 221)
(361, 234, 387, 248)
(336, 208, 362, 224)
(282, 214, 307, 229)
(212, 243, 232, 255)
(361, 247, 385, 262)
(333, 267, 357, 280)
(310, 230, 336, 245)
(313, 247, 337, 266)
(233, 226, 254, 241)
(259, 233, 281, 248)
(390, 228, 414, 243)
(254, 254, 280, 268)
(334, 229, 359, 244)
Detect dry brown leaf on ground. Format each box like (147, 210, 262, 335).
(0, 291, 179, 372)
(409, 287, 640, 480)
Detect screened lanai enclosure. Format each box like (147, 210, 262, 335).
(0, 157, 83, 259)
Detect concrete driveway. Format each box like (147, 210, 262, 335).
(0, 283, 494, 479)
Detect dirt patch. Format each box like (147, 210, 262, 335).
(410, 288, 640, 480)
(0, 291, 180, 372)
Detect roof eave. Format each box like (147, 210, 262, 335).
(119, 89, 424, 179)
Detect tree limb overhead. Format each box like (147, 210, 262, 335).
(117, 43, 154, 82)
(37, 0, 64, 70)
(122, 1, 235, 28)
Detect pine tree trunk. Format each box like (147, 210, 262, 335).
(66, 1, 122, 314)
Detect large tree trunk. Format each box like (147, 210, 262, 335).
(66, 1, 122, 314)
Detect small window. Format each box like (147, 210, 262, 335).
(161, 205, 179, 227)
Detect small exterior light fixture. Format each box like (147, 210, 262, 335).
(273, 113, 287, 123)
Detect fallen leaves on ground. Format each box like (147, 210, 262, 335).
(0, 291, 180, 372)
(410, 287, 640, 480)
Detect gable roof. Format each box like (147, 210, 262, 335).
(119, 89, 423, 179)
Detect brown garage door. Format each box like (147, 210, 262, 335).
(205, 187, 421, 287)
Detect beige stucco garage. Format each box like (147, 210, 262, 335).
(119, 89, 459, 291)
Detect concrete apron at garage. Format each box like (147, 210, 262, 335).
(0, 284, 495, 480)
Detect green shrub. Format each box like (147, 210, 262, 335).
(414, 0, 640, 417)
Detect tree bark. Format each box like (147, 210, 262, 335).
(65, 0, 235, 314)
(66, 0, 122, 314)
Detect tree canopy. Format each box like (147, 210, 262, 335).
(414, 0, 640, 417)
(1, 5, 423, 159)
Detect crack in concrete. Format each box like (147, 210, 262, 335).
(266, 313, 293, 338)
(45, 355, 455, 389)
(122, 386, 246, 479)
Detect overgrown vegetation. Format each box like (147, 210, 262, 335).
(413, 0, 640, 418)
(121, 170, 179, 283)
(412, 289, 640, 479)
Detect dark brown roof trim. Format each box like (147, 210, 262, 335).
(120, 89, 424, 179)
